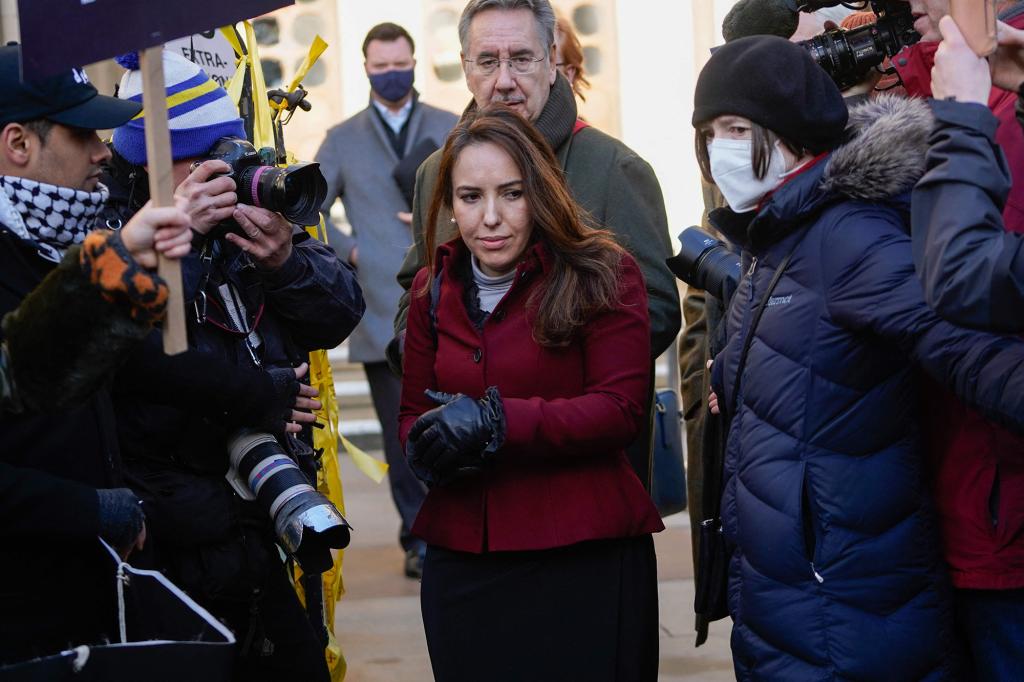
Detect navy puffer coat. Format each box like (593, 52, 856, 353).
(710, 96, 1024, 681)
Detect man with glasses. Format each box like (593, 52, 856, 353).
(392, 0, 680, 488)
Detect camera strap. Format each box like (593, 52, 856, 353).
(727, 243, 797, 421)
(192, 238, 267, 368)
(193, 239, 216, 324)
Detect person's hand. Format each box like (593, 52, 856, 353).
(264, 362, 322, 434)
(174, 160, 237, 235)
(991, 20, 1024, 92)
(96, 487, 146, 560)
(407, 388, 506, 479)
(119, 198, 193, 269)
(932, 15, 992, 104)
(288, 362, 322, 434)
(842, 69, 883, 98)
(126, 522, 147, 560)
(397, 211, 413, 226)
(349, 245, 359, 268)
(706, 359, 720, 415)
(225, 204, 294, 271)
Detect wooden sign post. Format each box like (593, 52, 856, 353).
(18, 0, 294, 354)
(140, 47, 188, 354)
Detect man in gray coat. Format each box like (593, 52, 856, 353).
(315, 22, 457, 577)
(392, 0, 681, 487)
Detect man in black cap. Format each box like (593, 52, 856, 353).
(0, 44, 194, 662)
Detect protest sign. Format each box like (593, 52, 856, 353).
(166, 30, 237, 88)
(18, 0, 289, 79)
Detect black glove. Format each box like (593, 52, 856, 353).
(406, 387, 506, 485)
(255, 366, 302, 435)
(96, 487, 145, 550)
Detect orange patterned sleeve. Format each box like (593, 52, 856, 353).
(79, 231, 169, 326)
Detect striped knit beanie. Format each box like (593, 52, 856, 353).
(111, 50, 245, 165)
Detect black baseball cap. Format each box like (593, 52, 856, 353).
(0, 44, 141, 129)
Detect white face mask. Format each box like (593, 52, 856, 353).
(708, 138, 788, 213)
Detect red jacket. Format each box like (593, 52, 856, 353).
(897, 35, 1024, 589)
(399, 241, 663, 553)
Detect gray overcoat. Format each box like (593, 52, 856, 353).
(316, 95, 457, 362)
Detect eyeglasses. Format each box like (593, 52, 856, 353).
(463, 54, 546, 76)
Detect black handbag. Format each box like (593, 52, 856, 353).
(693, 248, 796, 639)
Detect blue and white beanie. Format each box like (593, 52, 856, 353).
(111, 50, 245, 165)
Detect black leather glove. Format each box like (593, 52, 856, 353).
(406, 387, 506, 485)
(96, 487, 145, 551)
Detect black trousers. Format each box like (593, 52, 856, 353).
(421, 535, 659, 682)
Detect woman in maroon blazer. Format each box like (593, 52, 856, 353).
(399, 105, 663, 682)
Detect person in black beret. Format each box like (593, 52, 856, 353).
(693, 34, 1024, 682)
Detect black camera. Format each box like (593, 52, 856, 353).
(666, 227, 743, 305)
(204, 138, 328, 227)
(795, 0, 920, 90)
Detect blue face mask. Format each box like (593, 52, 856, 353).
(369, 68, 415, 103)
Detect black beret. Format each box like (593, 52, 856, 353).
(692, 35, 848, 153)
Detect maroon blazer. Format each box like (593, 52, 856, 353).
(399, 240, 663, 553)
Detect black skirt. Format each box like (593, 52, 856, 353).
(420, 534, 658, 682)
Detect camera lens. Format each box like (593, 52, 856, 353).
(235, 162, 328, 227)
(667, 227, 742, 304)
(283, 174, 302, 206)
(227, 431, 351, 573)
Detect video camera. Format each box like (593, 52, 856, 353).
(793, 0, 920, 90)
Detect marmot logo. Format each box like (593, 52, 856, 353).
(767, 295, 792, 308)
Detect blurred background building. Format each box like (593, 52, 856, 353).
(0, 0, 743, 239)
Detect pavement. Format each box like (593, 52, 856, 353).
(333, 451, 735, 681)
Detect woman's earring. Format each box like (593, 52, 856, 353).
(449, 217, 457, 225)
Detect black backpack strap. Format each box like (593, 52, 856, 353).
(428, 270, 442, 346)
(728, 248, 796, 419)
(710, 244, 796, 520)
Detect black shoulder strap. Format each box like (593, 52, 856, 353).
(428, 270, 442, 345)
(706, 247, 795, 521)
(728, 246, 796, 420)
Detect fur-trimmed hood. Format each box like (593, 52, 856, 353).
(711, 94, 935, 250)
(820, 94, 935, 201)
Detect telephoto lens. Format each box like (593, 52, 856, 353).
(227, 431, 350, 574)
(666, 227, 743, 305)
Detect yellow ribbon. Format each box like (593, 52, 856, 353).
(218, 28, 393, 679)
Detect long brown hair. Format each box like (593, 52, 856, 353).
(422, 104, 624, 347)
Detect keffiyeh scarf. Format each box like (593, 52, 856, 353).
(0, 176, 109, 263)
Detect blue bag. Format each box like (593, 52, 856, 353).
(651, 388, 687, 517)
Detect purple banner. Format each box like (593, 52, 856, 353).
(18, 0, 293, 79)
